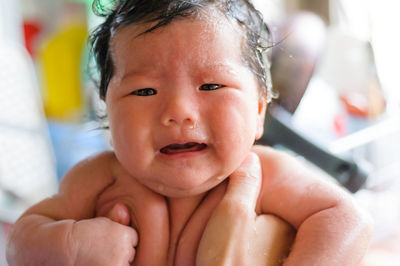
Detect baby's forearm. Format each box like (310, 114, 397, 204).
(7, 214, 76, 266)
(283, 202, 373, 266)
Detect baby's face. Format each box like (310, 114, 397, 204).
(106, 14, 266, 197)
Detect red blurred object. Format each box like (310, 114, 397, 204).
(333, 113, 347, 137)
(340, 93, 369, 117)
(23, 21, 42, 57)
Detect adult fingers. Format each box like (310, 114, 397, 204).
(197, 154, 262, 265)
(114, 224, 138, 266)
(225, 152, 262, 209)
(251, 215, 295, 266)
(106, 202, 131, 226)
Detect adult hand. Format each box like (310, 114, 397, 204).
(196, 152, 295, 266)
(71, 212, 138, 266)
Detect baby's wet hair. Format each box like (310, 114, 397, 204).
(90, 0, 277, 101)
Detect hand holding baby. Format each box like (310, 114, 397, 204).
(197, 153, 295, 265)
(103, 153, 295, 265)
(70, 214, 137, 266)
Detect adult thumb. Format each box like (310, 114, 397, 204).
(225, 152, 262, 209)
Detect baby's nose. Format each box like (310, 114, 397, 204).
(160, 93, 198, 128)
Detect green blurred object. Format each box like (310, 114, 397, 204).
(54, 0, 115, 15)
(55, 0, 93, 4)
(53, 0, 114, 6)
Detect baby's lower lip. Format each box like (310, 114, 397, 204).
(159, 142, 208, 155)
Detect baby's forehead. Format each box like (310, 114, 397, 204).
(110, 15, 246, 70)
(107, 12, 262, 95)
(110, 9, 245, 53)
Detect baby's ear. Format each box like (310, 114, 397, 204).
(255, 98, 267, 140)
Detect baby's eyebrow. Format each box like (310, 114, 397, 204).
(201, 62, 242, 75)
(118, 62, 246, 84)
(119, 66, 159, 83)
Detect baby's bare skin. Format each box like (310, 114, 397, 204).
(8, 150, 292, 266)
(6, 9, 373, 265)
(7, 146, 372, 265)
(96, 162, 295, 266)
(93, 151, 291, 265)
(92, 146, 372, 265)
(95, 163, 227, 265)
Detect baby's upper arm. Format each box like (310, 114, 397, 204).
(253, 145, 352, 229)
(22, 151, 118, 221)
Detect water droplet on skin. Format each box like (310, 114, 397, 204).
(188, 121, 198, 129)
(252, 224, 257, 233)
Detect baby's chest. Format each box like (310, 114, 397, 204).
(136, 192, 223, 266)
(95, 178, 227, 265)
(95, 180, 170, 264)
(133, 216, 208, 266)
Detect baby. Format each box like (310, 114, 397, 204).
(6, 0, 373, 265)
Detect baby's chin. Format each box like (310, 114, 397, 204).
(147, 176, 227, 198)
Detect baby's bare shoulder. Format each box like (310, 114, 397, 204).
(57, 151, 120, 200)
(20, 152, 120, 219)
(70, 150, 117, 169)
(253, 144, 342, 194)
(252, 145, 294, 160)
(252, 145, 300, 176)
(252, 145, 353, 227)
(62, 151, 116, 179)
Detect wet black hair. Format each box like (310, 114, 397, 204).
(90, 0, 276, 101)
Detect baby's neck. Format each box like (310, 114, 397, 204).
(167, 193, 206, 240)
(165, 192, 207, 264)
(163, 181, 228, 265)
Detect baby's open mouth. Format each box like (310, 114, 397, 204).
(160, 142, 207, 155)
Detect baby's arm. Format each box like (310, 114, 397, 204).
(253, 146, 373, 265)
(6, 152, 138, 266)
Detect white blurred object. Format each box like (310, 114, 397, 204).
(330, 0, 400, 114)
(252, 0, 285, 25)
(329, 114, 400, 154)
(0, 4, 58, 222)
(329, 0, 372, 42)
(369, 0, 400, 114)
(0, 0, 23, 44)
(316, 27, 377, 95)
(292, 76, 340, 143)
(355, 162, 400, 242)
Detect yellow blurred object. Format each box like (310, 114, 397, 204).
(39, 22, 87, 121)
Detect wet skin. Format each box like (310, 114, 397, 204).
(101, 12, 267, 265)
(106, 13, 266, 198)
(95, 155, 229, 265)
(6, 6, 372, 266)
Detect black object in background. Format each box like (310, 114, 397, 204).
(257, 104, 368, 193)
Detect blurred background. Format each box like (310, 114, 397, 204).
(0, 0, 399, 265)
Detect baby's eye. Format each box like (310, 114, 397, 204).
(131, 88, 157, 96)
(199, 84, 224, 91)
